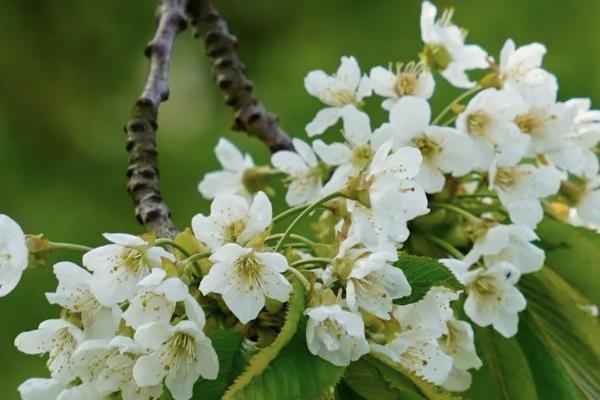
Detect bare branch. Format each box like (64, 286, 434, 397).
(124, 0, 187, 238)
(186, 0, 295, 153)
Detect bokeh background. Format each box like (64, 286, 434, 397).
(1, 0, 599, 397)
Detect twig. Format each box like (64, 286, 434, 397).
(124, 0, 187, 238)
(186, 0, 294, 152)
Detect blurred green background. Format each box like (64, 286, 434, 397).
(1, 0, 599, 397)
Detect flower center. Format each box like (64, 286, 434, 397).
(121, 249, 146, 273)
(493, 167, 519, 188)
(234, 254, 263, 290)
(351, 145, 374, 170)
(328, 88, 360, 107)
(170, 332, 197, 360)
(473, 276, 501, 299)
(0, 241, 11, 266)
(224, 220, 247, 243)
(322, 318, 345, 340)
(412, 134, 441, 159)
(515, 113, 544, 135)
(420, 43, 452, 72)
(466, 112, 490, 136)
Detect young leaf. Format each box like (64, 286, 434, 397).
(343, 358, 410, 400)
(369, 354, 460, 400)
(193, 330, 253, 400)
(516, 317, 581, 400)
(466, 327, 538, 400)
(231, 318, 345, 399)
(519, 267, 600, 398)
(222, 277, 318, 399)
(536, 217, 600, 305)
(393, 255, 463, 305)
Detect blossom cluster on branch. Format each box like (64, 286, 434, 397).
(1, 2, 599, 399)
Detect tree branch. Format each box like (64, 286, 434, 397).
(124, 0, 187, 238)
(186, 0, 295, 153)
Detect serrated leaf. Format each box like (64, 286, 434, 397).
(335, 381, 366, 400)
(232, 317, 345, 399)
(536, 217, 600, 306)
(343, 356, 431, 400)
(369, 354, 460, 400)
(466, 327, 538, 400)
(193, 330, 253, 400)
(393, 255, 463, 305)
(223, 278, 312, 399)
(519, 267, 600, 398)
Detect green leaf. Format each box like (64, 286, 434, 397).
(394, 255, 463, 305)
(519, 267, 600, 398)
(536, 217, 600, 305)
(516, 317, 581, 400)
(232, 318, 345, 399)
(343, 358, 408, 400)
(466, 327, 538, 400)
(193, 330, 253, 400)
(335, 380, 366, 400)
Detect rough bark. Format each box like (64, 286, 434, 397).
(186, 0, 295, 153)
(124, 0, 187, 238)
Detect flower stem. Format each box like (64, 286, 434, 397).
(290, 257, 332, 269)
(287, 267, 311, 290)
(429, 202, 482, 223)
(425, 235, 464, 259)
(272, 203, 311, 224)
(154, 238, 192, 257)
(48, 242, 93, 252)
(266, 233, 316, 247)
(432, 86, 480, 125)
(178, 252, 211, 267)
(274, 192, 341, 252)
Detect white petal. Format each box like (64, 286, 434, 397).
(271, 151, 308, 174)
(306, 107, 342, 136)
(369, 66, 397, 98)
(19, 378, 65, 400)
(222, 282, 264, 323)
(239, 192, 272, 243)
(292, 138, 318, 167)
(133, 352, 165, 387)
(337, 56, 361, 89)
(389, 96, 431, 141)
(340, 105, 372, 146)
(215, 138, 247, 172)
(198, 170, 244, 200)
(312, 140, 352, 166)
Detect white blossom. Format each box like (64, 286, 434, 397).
(456, 88, 529, 170)
(271, 138, 324, 206)
(369, 62, 435, 109)
(56, 384, 108, 400)
(576, 179, 600, 227)
(346, 201, 404, 252)
(82, 233, 175, 305)
(46, 262, 121, 339)
(305, 304, 369, 366)
(15, 319, 85, 383)
(514, 100, 577, 171)
(498, 39, 558, 105)
(199, 243, 292, 323)
(18, 378, 65, 400)
(489, 161, 561, 228)
(440, 319, 482, 392)
(0, 214, 28, 297)
(327, 239, 411, 319)
(133, 320, 218, 400)
(312, 105, 381, 195)
(374, 96, 474, 192)
(305, 56, 371, 136)
(420, 1, 488, 88)
(72, 336, 163, 400)
(122, 268, 193, 330)
(198, 138, 255, 200)
(563, 98, 600, 178)
(461, 261, 526, 338)
(370, 327, 453, 385)
(192, 191, 272, 251)
(463, 224, 544, 273)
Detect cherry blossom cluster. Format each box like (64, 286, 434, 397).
(1, 1, 599, 399)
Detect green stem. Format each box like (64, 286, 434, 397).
(178, 252, 211, 267)
(425, 235, 464, 259)
(432, 86, 480, 125)
(290, 257, 332, 269)
(274, 192, 341, 252)
(266, 233, 316, 247)
(49, 242, 93, 252)
(455, 193, 498, 199)
(272, 203, 311, 224)
(154, 238, 192, 257)
(429, 202, 482, 223)
(287, 267, 311, 290)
